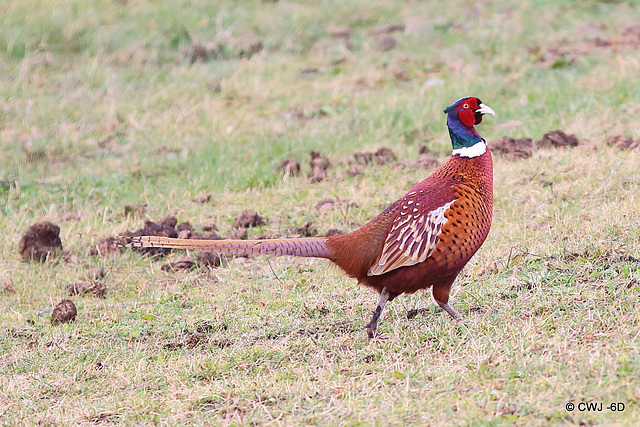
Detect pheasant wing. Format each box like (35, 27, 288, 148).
(367, 197, 455, 276)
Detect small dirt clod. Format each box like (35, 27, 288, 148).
(67, 281, 107, 298)
(196, 252, 222, 268)
(161, 259, 196, 272)
(605, 135, 639, 150)
(490, 136, 535, 160)
(233, 210, 264, 229)
(51, 299, 77, 324)
(275, 158, 301, 178)
(537, 130, 579, 149)
(19, 221, 63, 262)
(309, 151, 331, 183)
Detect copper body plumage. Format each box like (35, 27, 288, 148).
(128, 96, 495, 338)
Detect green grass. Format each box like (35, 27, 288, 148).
(2, 0, 640, 424)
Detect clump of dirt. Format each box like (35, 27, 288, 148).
(374, 147, 397, 164)
(188, 32, 263, 63)
(233, 210, 264, 229)
(537, 130, 579, 149)
(605, 135, 640, 150)
(309, 151, 331, 182)
(195, 252, 222, 268)
(275, 158, 301, 178)
(51, 299, 77, 324)
(19, 221, 63, 262)
(352, 151, 373, 165)
(489, 130, 580, 160)
(200, 222, 219, 232)
(92, 216, 178, 257)
(489, 136, 534, 160)
(288, 221, 317, 237)
(351, 147, 397, 166)
(325, 228, 346, 237)
(406, 308, 430, 320)
(176, 222, 194, 239)
(161, 259, 196, 272)
(89, 236, 129, 256)
(194, 193, 212, 204)
(1, 281, 15, 294)
(129, 216, 179, 257)
(67, 281, 107, 298)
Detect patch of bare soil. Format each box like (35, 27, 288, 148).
(351, 147, 397, 166)
(309, 151, 331, 182)
(67, 281, 107, 298)
(490, 130, 580, 160)
(51, 299, 77, 324)
(89, 235, 129, 256)
(19, 221, 63, 262)
(287, 221, 317, 237)
(605, 135, 640, 150)
(489, 136, 534, 160)
(274, 158, 301, 178)
(233, 210, 264, 229)
(325, 228, 345, 237)
(537, 130, 579, 148)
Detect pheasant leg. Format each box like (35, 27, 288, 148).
(365, 287, 390, 338)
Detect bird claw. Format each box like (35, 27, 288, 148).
(365, 328, 388, 340)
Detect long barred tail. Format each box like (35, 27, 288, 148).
(126, 236, 333, 259)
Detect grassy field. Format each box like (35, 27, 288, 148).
(2, 0, 640, 424)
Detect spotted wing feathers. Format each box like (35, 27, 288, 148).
(368, 198, 455, 276)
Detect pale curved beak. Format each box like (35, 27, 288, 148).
(476, 103, 496, 116)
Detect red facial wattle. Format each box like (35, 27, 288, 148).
(456, 97, 481, 127)
(458, 109, 476, 127)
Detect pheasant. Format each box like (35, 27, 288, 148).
(128, 96, 496, 338)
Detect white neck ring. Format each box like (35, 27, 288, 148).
(451, 140, 486, 158)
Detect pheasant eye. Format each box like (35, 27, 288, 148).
(462, 103, 469, 109)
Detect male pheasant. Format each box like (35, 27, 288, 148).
(128, 96, 496, 338)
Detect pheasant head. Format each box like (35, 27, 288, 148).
(444, 96, 495, 157)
